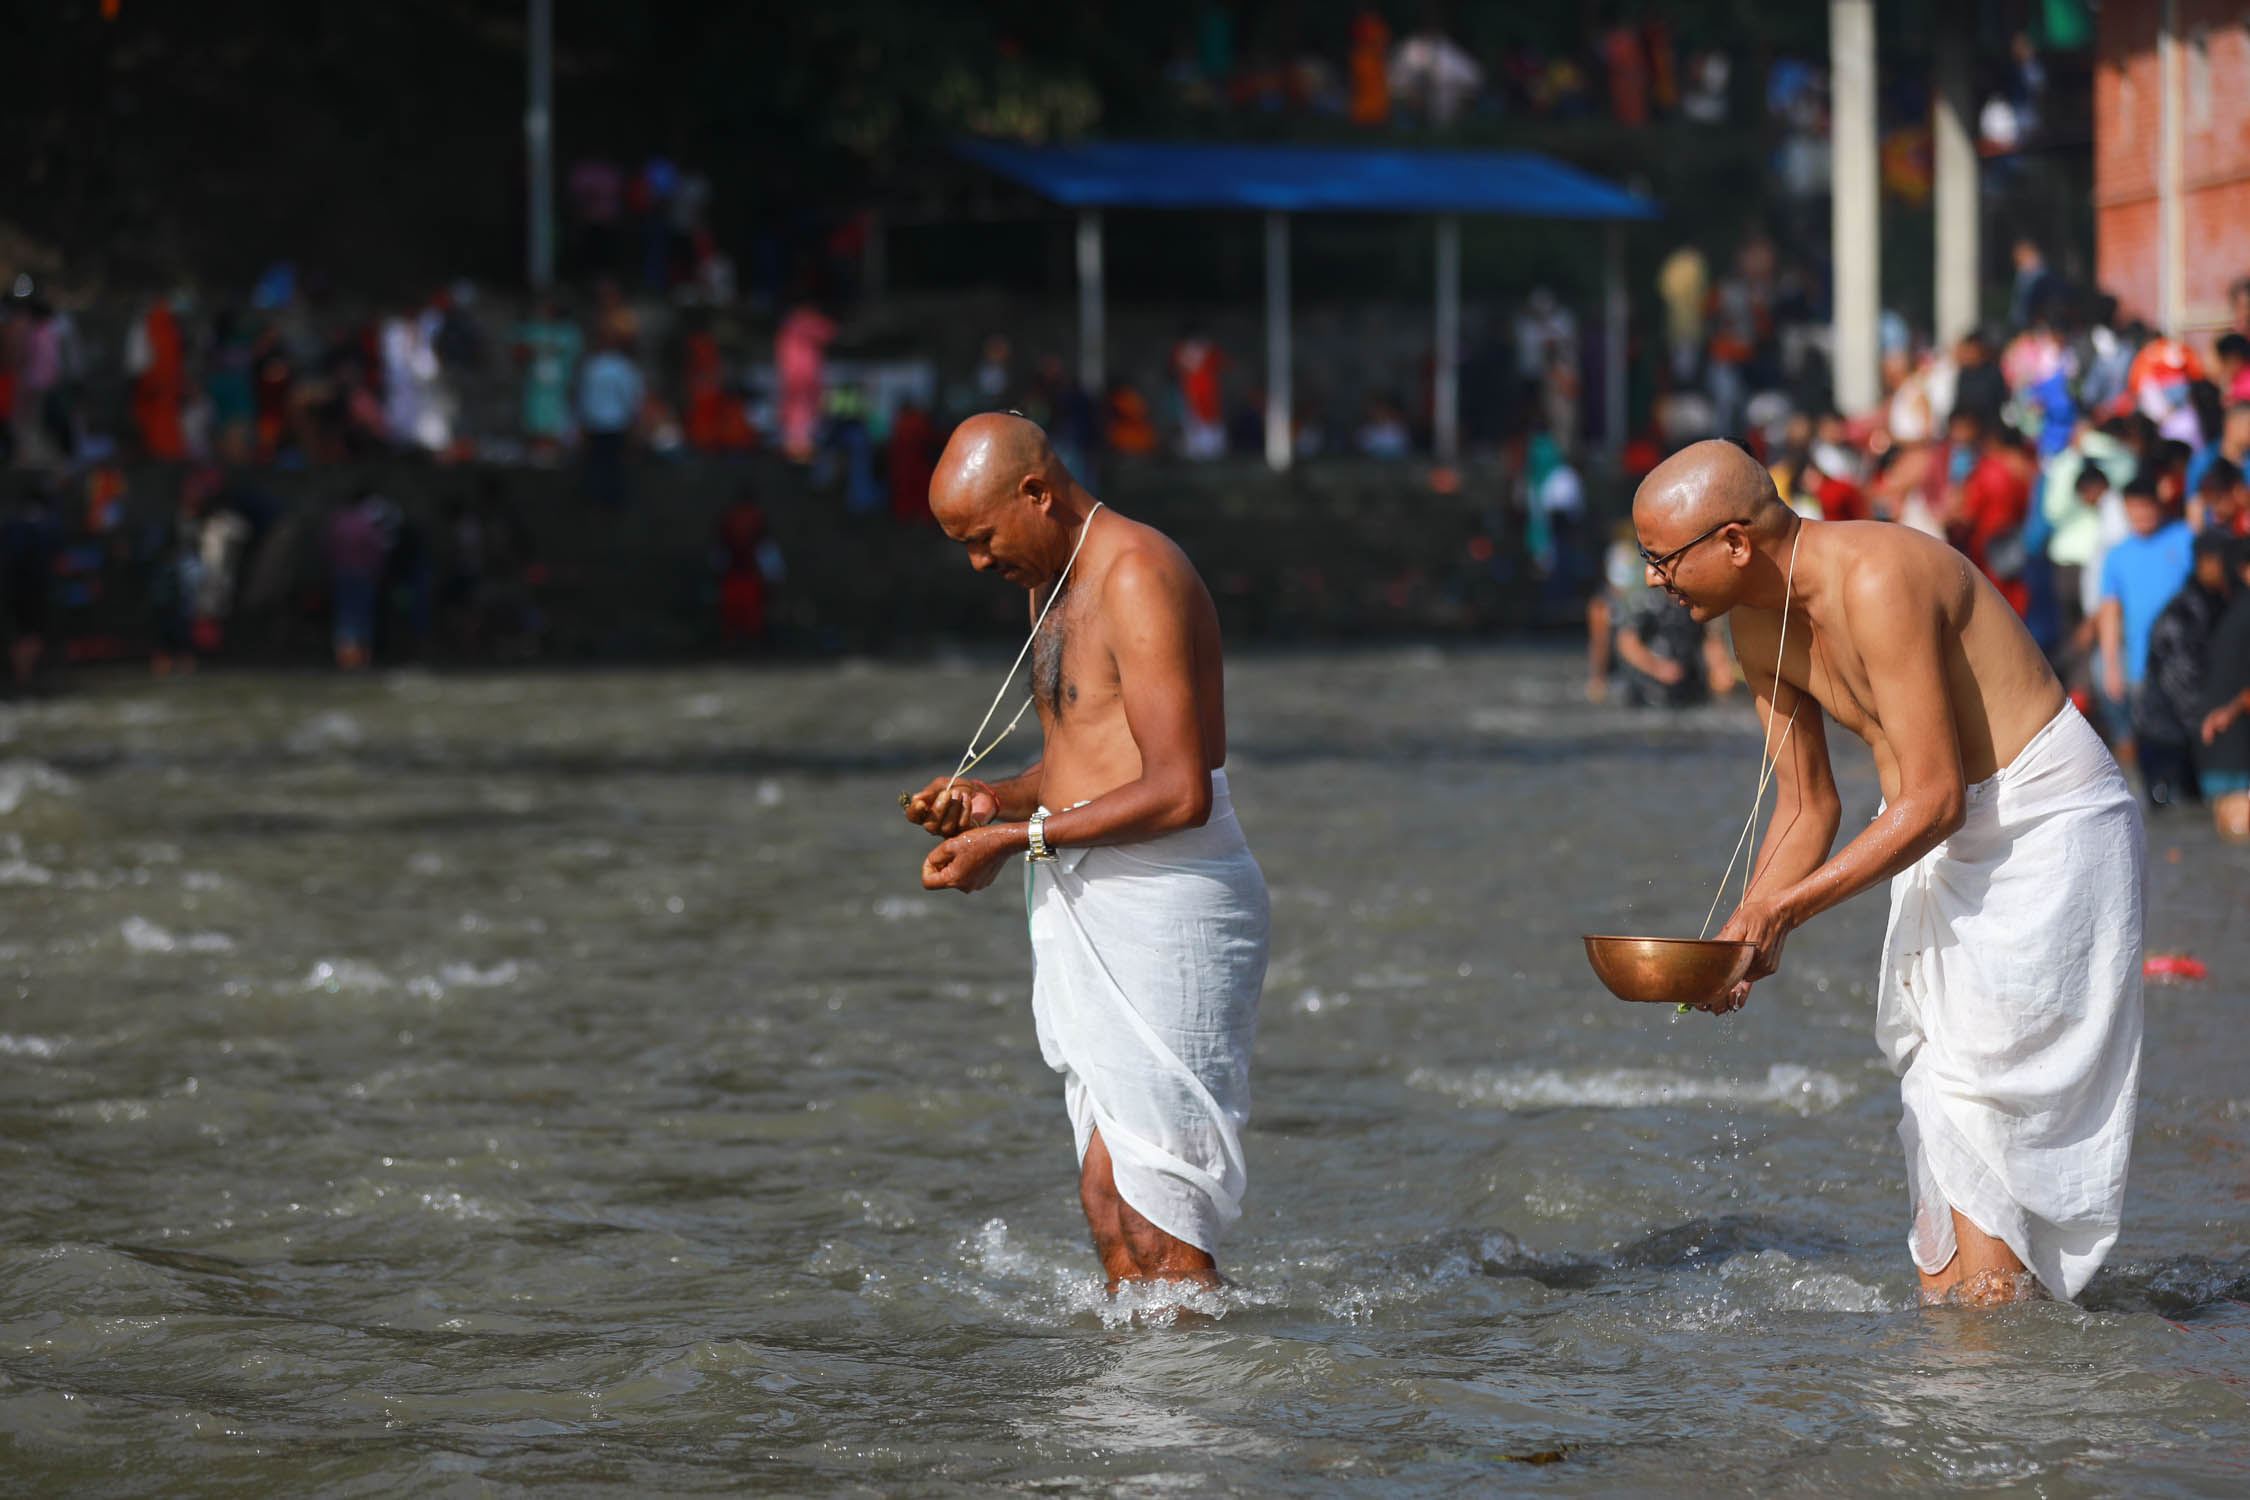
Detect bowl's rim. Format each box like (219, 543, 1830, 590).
(1581, 935, 1758, 952)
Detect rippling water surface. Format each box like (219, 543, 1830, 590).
(4, 648, 2248, 1496)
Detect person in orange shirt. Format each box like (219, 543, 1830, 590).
(1348, 10, 1390, 125)
(130, 299, 186, 461)
(1106, 384, 1159, 457)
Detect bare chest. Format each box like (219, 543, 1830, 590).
(1030, 584, 1115, 722)
(1778, 624, 1881, 744)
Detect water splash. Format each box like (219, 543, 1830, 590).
(0, 759, 74, 815)
(1408, 1061, 1853, 1114)
(303, 959, 395, 993)
(120, 916, 235, 954)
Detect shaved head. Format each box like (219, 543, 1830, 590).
(929, 412, 1066, 524)
(926, 412, 1089, 590)
(1629, 439, 1796, 622)
(1634, 439, 1784, 544)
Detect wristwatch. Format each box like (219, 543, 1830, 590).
(1026, 810, 1057, 862)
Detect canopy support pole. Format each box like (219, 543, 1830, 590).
(1265, 211, 1293, 472)
(1830, 0, 1881, 414)
(2159, 0, 2185, 336)
(1604, 222, 1627, 467)
(525, 0, 554, 290)
(1075, 209, 1105, 395)
(1933, 12, 1979, 346)
(1434, 214, 1461, 463)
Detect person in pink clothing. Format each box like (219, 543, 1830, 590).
(775, 301, 836, 463)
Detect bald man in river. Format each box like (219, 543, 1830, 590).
(1637, 440, 2144, 1308)
(902, 413, 1269, 1294)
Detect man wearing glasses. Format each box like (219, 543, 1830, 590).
(1633, 439, 2144, 1309)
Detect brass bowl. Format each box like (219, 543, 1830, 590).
(1582, 935, 1757, 1006)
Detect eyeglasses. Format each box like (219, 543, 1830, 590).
(1637, 520, 1736, 582)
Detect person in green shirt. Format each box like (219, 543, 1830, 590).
(515, 297, 583, 455)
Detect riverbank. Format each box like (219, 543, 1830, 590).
(1, 453, 1605, 667)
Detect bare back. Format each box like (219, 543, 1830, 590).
(1028, 510, 1229, 810)
(1731, 520, 2063, 801)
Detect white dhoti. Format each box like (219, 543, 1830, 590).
(1876, 703, 2145, 1301)
(1028, 769, 1269, 1252)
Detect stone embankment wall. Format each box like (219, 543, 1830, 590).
(4, 454, 1605, 663)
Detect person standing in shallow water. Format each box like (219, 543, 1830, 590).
(903, 413, 1269, 1293)
(1635, 439, 2145, 1308)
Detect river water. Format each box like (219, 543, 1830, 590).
(3, 647, 2247, 1496)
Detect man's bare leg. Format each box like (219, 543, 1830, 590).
(1080, 1129, 1221, 1293)
(1918, 1207, 2044, 1306)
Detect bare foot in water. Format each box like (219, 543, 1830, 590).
(1918, 1208, 2047, 1307)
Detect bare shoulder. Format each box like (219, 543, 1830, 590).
(1099, 516, 1208, 608)
(1828, 521, 1969, 618)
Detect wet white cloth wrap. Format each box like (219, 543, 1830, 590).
(1027, 769, 1269, 1251)
(1875, 704, 2144, 1300)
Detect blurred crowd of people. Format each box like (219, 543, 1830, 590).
(1160, 3, 2075, 159)
(1590, 240, 2250, 843)
(0, 462, 555, 689)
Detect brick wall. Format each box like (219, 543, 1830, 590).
(2096, 0, 2250, 332)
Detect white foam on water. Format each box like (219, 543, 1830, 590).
(406, 851, 446, 877)
(0, 1033, 67, 1059)
(0, 759, 75, 816)
(303, 959, 395, 993)
(120, 917, 235, 955)
(438, 961, 521, 989)
(1408, 1061, 1853, 1114)
(872, 896, 935, 921)
(951, 1219, 1276, 1331)
(755, 779, 785, 807)
(1654, 1250, 1902, 1329)
(285, 711, 365, 754)
(678, 693, 725, 720)
(1714, 1249, 1895, 1313)
(416, 1189, 508, 1222)
(0, 833, 54, 886)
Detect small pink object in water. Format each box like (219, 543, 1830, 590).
(2143, 954, 2208, 982)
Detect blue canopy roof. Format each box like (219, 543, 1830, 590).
(954, 140, 1658, 220)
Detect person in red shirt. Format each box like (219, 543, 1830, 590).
(886, 403, 936, 524)
(715, 487, 771, 647)
(130, 299, 187, 460)
(1944, 409, 2032, 616)
(1171, 333, 1227, 460)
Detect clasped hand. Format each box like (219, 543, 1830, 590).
(921, 823, 1020, 893)
(1704, 895, 1794, 1014)
(903, 776, 1016, 893)
(902, 776, 998, 837)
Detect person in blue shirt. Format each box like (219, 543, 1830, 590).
(576, 333, 645, 509)
(2099, 474, 2196, 796)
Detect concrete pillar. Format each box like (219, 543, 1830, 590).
(1434, 214, 1461, 462)
(1075, 209, 1104, 394)
(1265, 212, 1293, 472)
(1829, 0, 1881, 415)
(2159, 0, 2185, 336)
(1933, 13, 1979, 345)
(525, 0, 554, 290)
